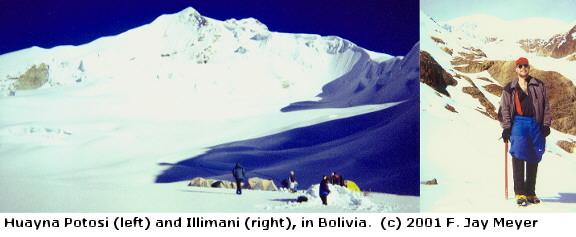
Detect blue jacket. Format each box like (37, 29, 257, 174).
(319, 179, 330, 196)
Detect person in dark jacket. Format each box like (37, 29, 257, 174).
(498, 57, 551, 206)
(337, 173, 344, 186)
(329, 172, 336, 185)
(319, 175, 331, 205)
(232, 163, 245, 195)
(329, 172, 345, 186)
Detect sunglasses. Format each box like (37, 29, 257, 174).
(517, 64, 529, 69)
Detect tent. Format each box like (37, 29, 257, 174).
(345, 180, 361, 192)
(188, 177, 278, 191)
(242, 177, 279, 191)
(188, 177, 236, 188)
(210, 180, 236, 188)
(188, 177, 212, 187)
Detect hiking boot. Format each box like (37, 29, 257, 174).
(527, 195, 540, 204)
(516, 195, 528, 206)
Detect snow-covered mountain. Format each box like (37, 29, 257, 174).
(0, 7, 419, 212)
(440, 14, 572, 45)
(420, 11, 576, 212)
(519, 25, 576, 60)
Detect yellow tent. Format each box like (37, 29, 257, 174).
(243, 177, 279, 191)
(345, 180, 361, 192)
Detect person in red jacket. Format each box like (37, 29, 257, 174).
(498, 57, 551, 206)
(329, 172, 345, 186)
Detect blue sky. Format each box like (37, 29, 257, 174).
(422, 0, 576, 23)
(0, 0, 419, 56)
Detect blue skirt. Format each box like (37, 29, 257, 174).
(509, 116, 545, 164)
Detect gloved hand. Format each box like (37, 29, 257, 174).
(542, 126, 550, 137)
(502, 128, 512, 143)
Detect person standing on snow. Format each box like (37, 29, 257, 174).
(329, 172, 344, 186)
(289, 171, 299, 193)
(319, 175, 331, 205)
(499, 57, 551, 206)
(232, 163, 246, 195)
(336, 173, 344, 186)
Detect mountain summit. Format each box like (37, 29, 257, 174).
(0, 7, 394, 98)
(0, 7, 419, 212)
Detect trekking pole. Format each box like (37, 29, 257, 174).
(504, 141, 509, 199)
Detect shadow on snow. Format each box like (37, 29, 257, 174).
(541, 193, 576, 204)
(155, 43, 420, 196)
(155, 99, 419, 196)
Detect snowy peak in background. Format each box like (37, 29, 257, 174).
(0, 5, 420, 211)
(519, 25, 576, 60)
(0, 7, 388, 98)
(441, 14, 572, 43)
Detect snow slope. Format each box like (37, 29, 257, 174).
(0, 179, 418, 213)
(0, 7, 419, 212)
(421, 11, 576, 212)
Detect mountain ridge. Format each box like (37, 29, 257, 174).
(519, 25, 576, 60)
(0, 7, 393, 98)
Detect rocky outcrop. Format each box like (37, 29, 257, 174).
(476, 77, 493, 83)
(519, 25, 576, 59)
(462, 86, 498, 120)
(483, 84, 503, 97)
(420, 51, 457, 96)
(420, 50, 498, 120)
(451, 47, 492, 73)
(430, 36, 453, 55)
(454, 73, 475, 87)
(557, 140, 576, 154)
(454, 60, 494, 73)
(485, 60, 517, 85)
(445, 104, 457, 113)
(421, 178, 438, 185)
(16, 63, 49, 90)
(430, 36, 446, 45)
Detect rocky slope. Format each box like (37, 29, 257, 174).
(420, 51, 457, 97)
(519, 25, 576, 60)
(421, 11, 576, 154)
